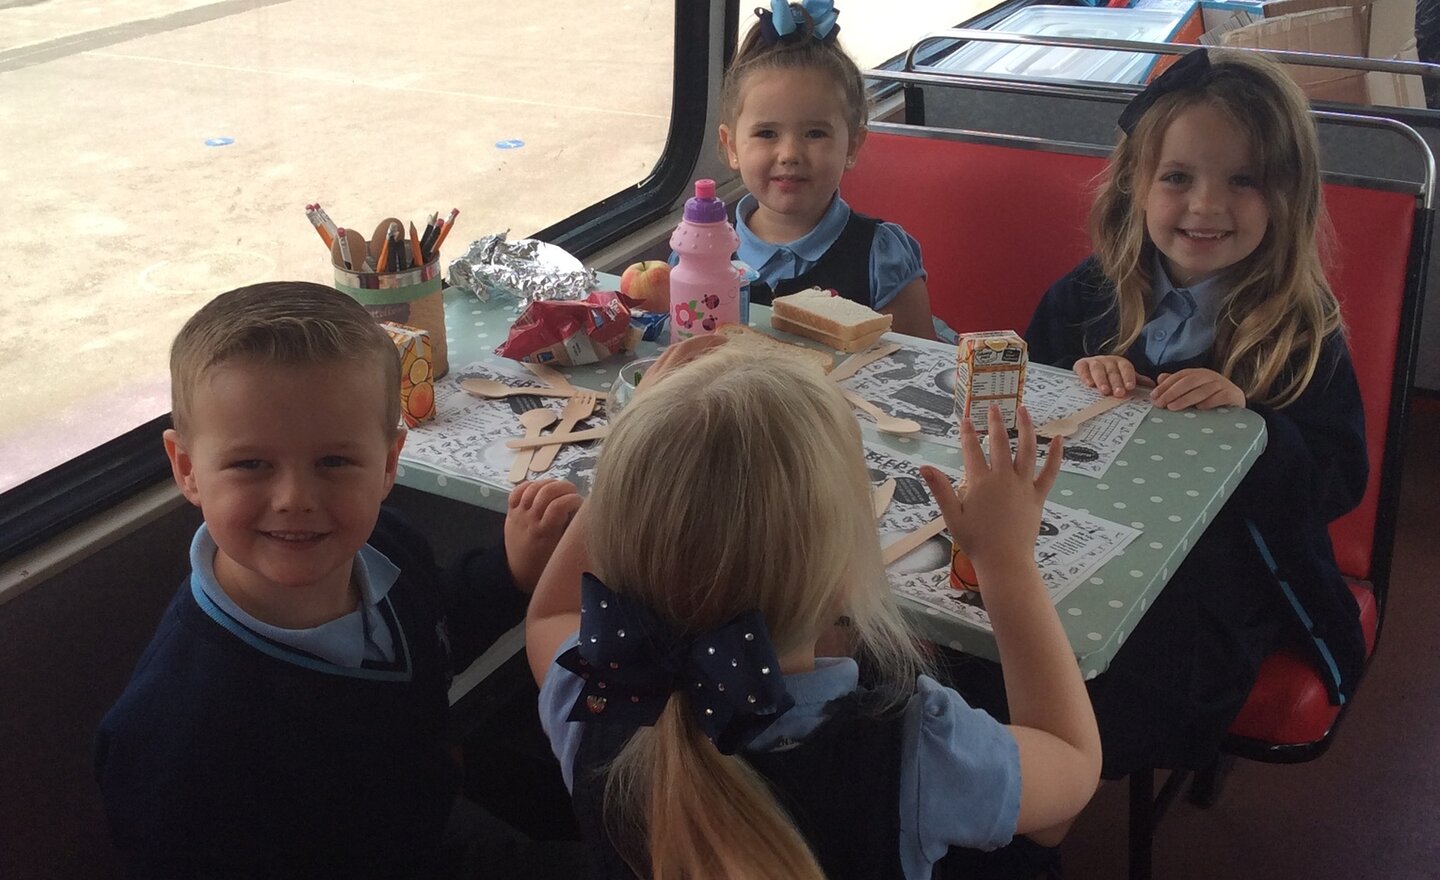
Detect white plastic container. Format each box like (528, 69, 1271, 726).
(931, 5, 1193, 85)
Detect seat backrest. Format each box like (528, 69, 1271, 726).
(845, 131, 1103, 336)
(1317, 184, 1418, 579)
(845, 126, 1424, 582)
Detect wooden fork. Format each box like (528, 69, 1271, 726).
(530, 391, 597, 473)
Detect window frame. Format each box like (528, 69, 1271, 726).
(0, 0, 721, 565)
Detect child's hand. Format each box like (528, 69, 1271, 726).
(505, 479, 584, 594)
(920, 406, 1062, 576)
(1074, 355, 1151, 397)
(636, 334, 728, 394)
(1151, 368, 1245, 410)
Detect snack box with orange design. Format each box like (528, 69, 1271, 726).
(382, 321, 436, 428)
(954, 330, 1027, 432)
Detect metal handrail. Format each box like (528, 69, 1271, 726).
(864, 31, 1437, 208)
(902, 27, 1440, 80)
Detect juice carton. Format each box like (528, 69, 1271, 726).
(381, 322, 436, 428)
(954, 330, 1027, 432)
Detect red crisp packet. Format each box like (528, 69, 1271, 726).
(495, 291, 639, 366)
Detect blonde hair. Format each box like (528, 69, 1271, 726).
(170, 281, 401, 434)
(585, 347, 924, 880)
(721, 4, 869, 145)
(1090, 50, 1341, 407)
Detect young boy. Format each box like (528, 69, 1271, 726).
(95, 281, 583, 878)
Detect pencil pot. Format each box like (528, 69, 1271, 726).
(334, 258, 449, 378)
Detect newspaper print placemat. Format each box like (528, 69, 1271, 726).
(865, 441, 1141, 632)
(402, 360, 608, 495)
(843, 346, 1151, 478)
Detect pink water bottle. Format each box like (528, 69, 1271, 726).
(669, 179, 741, 342)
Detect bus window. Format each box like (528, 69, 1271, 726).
(1, 2, 688, 553)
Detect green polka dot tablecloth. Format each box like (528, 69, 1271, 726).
(399, 287, 1267, 678)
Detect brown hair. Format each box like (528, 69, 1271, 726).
(721, 4, 869, 140)
(585, 346, 925, 880)
(1090, 50, 1341, 407)
(169, 281, 400, 434)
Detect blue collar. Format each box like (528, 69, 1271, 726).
(735, 191, 851, 261)
(746, 657, 860, 750)
(190, 524, 408, 678)
(1151, 253, 1227, 318)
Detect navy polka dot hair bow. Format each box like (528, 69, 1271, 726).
(557, 572, 796, 755)
(1117, 48, 1211, 136)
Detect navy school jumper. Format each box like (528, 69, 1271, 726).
(95, 507, 527, 879)
(1019, 257, 1367, 775)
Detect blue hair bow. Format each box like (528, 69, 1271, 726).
(557, 573, 795, 755)
(758, 0, 841, 45)
(1118, 48, 1211, 135)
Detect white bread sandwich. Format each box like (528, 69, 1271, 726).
(769, 287, 893, 352)
(713, 323, 834, 373)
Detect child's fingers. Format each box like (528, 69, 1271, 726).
(1013, 406, 1037, 478)
(985, 405, 1012, 470)
(508, 480, 541, 512)
(957, 412, 987, 476)
(640, 335, 726, 391)
(1036, 436, 1064, 496)
(919, 466, 963, 522)
(537, 492, 584, 532)
(528, 478, 580, 510)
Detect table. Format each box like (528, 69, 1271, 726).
(409, 286, 1267, 680)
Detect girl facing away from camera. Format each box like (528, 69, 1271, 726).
(1025, 49, 1369, 778)
(525, 337, 1101, 880)
(718, 0, 941, 339)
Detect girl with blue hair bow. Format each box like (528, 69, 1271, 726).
(716, 1, 944, 340)
(526, 337, 1101, 880)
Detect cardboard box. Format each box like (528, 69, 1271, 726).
(954, 331, 1028, 431)
(1221, 7, 1372, 103)
(1214, 0, 1424, 106)
(382, 322, 436, 428)
(1366, 39, 1428, 106)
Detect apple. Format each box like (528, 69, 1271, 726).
(619, 260, 671, 313)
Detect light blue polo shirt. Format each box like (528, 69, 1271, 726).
(191, 524, 400, 668)
(1143, 254, 1226, 366)
(539, 637, 1021, 880)
(734, 192, 926, 311)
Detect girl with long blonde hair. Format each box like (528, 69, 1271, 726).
(1024, 49, 1369, 779)
(526, 338, 1100, 879)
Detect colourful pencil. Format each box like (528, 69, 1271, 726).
(431, 208, 459, 254)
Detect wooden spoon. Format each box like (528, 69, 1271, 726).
(508, 408, 557, 483)
(1035, 395, 1128, 438)
(461, 378, 605, 400)
(881, 514, 948, 565)
(872, 478, 897, 520)
(840, 389, 922, 435)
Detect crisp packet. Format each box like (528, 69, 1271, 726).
(617, 292, 670, 342)
(495, 291, 640, 366)
(447, 231, 597, 307)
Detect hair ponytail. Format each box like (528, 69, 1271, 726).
(604, 697, 825, 880)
